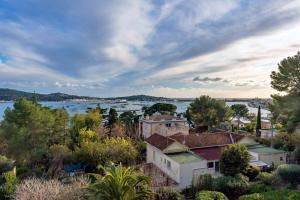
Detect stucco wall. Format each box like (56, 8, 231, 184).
(259, 153, 287, 166)
(146, 144, 181, 183)
(142, 121, 188, 138)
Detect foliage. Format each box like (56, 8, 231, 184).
(193, 174, 214, 191)
(195, 191, 228, 200)
(86, 163, 152, 200)
(262, 189, 300, 200)
(0, 170, 18, 198)
(270, 52, 300, 94)
(269, 52, 300, 133)
(119, 111, 139, 138)
(220, 144, 250, 176)
(153, 187, 183, 200)
(78, 128, 98, 144)
(188, 95, 232, 130)
(273, 132, 300, 151)
(243, 165, 260, 181)
(143, 103, 177, 116)
(107, 108, 118, 129)
(47, 144, 72, 177)
(0, 98, 56, 167)
(256, 106, 262, 137)
(70, 108, 102, 148)
(12, 176, 89, 200)
(213, 174, 249, 200)
(239, 193, 264, 200)
(276, 164, 300, 186)
(256, 172, 277, 186)
(0, 155, 14, 174)
(73, 137, 138, 170)
(248, 183, 274, 194)
(231, 104, 249, 130)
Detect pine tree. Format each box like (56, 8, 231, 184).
(256, 106, 261, 137)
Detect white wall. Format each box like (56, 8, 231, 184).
(146, 144, 181, 183)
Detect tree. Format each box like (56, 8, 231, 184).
(270, 52, 300, 133)
(256, 106, 261, 137)
(70, 108, 102, 148)
(188, 96, 232, 130)
(0, 98, 56, 167)
(0, 155, 14, 174)
(196, 191, 228, 200)
(86, 163, 152, 200)
(220, 144, 250, 176)
(231, 104, 249, 131)
(107, 108, 118, 129)
(276, 164, 300, 187)
(119, 111, 138, 138)
(143, 103, 177, 116)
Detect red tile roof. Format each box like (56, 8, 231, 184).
(145, 133, 175, 151)
(170, 132, 245, 148)
(192, 146, 226, 160)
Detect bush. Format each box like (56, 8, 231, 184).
(220, 144, 250, 176)
(239, 193, 264, 200)
(248, 183, 273, 194)
(276, 164, 300, 186)
(256, 172, 277, 185)
(16, 167, 32, 179)
(193, 174, 214, 191)
(153, 187, 183, 200)
(0, 155, 14, 174)
(196, 191, 228, 200)
(0, 170, 18, 198)
(243, 165, 260, 181)
(13, 176, 89, 200)
(214, 174, 249, 199)
(263, 189, 300, 200)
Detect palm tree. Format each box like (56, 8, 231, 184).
(86, 162, 152, 200)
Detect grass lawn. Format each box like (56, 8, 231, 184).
(263, 190, 300, 200)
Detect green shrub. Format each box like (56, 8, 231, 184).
(243, 165, 260, 181)
(193, 174, 214, 191)
(239, 193, 264, 200)
(214, 174, 249, 199)
(276, 164, 300, 187)
(0, 171, 18, 198)
(196, 191, 228, 200)
(153, 187, 183, 200)
(248, 183, 273, 194)
(263, 189, 300, 200)
(257, 172, 277, 185)
(0, 155, 14, 174)
(16, 167, 32, 179)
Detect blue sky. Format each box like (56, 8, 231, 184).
(0, 0, 300, 98)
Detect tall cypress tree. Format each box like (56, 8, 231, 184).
(256, 105, 261, 137)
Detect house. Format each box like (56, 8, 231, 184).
(247, 144, 287, 166)
(145, 131, 287, 189)
(146, 134, 210, 189)
(138, 113, 189, 138)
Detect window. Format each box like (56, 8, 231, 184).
(167, 160, 171, 169)
(280, 157, 283, 161)
(207, 162, 214, 168)
(166, 123, 171, 127)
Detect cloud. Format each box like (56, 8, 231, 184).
(193, 77, 223, 82)
(0, 0, 300, 97)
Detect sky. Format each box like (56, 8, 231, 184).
(0, 0, 300, 98)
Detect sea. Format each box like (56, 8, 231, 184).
(0, 100, 270, 121)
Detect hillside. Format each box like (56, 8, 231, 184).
(0, 88, 101, 101)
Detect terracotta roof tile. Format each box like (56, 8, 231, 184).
(192, 146, 226, 160)
(170, 132, 245, 148)
(145, 133, 175, 151)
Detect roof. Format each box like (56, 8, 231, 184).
(191, 146, 226, 160)
(167, 152, 204, 163)
(170, 132, 245, 148)
(247, 144, 286, 154)
(145, 133, 175, 151)
(250, 160, 269, 167)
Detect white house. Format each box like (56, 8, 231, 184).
(139, 113, 189, 138)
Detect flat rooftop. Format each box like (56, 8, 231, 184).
(167, 152, 203, 164)
(247, 144, 286, 154)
